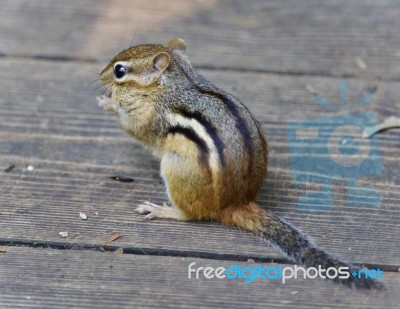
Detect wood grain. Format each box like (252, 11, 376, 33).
(0, 1, 400, 80)
(0, 59, 399, 266)
(1, 1, 400, 306)
(0, 246, 398, 309)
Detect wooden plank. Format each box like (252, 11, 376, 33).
(0, 246, 398, 309)
(0, 0, 400, 80)
(0, 59, 399, 266)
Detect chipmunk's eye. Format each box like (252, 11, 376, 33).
(114, 64, 127, 79)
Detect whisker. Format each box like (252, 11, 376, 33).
(90, 84, 104, 96)
(130, 30, 138, 47)
(86, 69, 101, 75)
(102, 84, 112, 96)
(88, 78, 102, 87)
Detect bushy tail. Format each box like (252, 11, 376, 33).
(261, 210, 384, 289)
(221, 203, 384, 289)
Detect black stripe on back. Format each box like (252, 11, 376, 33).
(173, 58, 253, 173)
(199, 89, 253, 171)
(167, 126, 210, 167)
(172, 106, 226, 168)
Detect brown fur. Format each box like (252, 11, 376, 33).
(97, 38, 383, 290)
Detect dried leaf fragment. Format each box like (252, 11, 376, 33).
(105, 233, 124, 244)
(363, 116, 400, 138)
(79, 212, 88, 220)
(58, 231, 69, 238)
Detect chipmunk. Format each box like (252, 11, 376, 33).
(97, 38, 383, 289)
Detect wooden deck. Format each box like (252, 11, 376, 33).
(1, 1, 399, 308)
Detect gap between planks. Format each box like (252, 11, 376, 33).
(0, 239, 398, 273)
(1, 53, 400, 83)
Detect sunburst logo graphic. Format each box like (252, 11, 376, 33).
(286, 82, 381, 211)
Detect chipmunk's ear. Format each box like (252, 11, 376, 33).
(165, 38, 187, 52)
(143, 52, 170, 83)
(152, 52, 170, 74)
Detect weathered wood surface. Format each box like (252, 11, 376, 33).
(0, 247, 399, 309)
(0, 0, 399, 308)
(1, 59, 399, 266)
(1, 0, 400, 80)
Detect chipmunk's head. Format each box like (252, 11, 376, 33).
(98, 38, 187, 143)
(99, 38, 187, 95)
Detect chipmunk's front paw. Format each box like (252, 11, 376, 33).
(96, 95, 117, 112)
(136, 201, 168, 220)
(135, 201, 184, 221)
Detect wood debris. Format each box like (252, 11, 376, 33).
(58, 231, 69, 238)
(105, 233, 124, 244)
(98, 246, 124, 254)
(0, 246, 5, 253)
(306, 84, 318, 95)
(356, 57, 367, 70)
(110, 175, 134, 183)
(4, 164, 15, 173)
